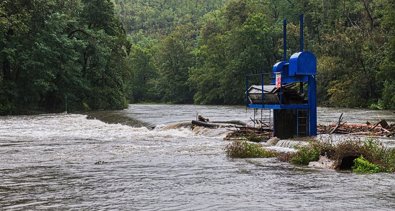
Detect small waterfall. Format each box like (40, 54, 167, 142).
(86, 111, 154, 129)
(157, 122, 230, 138)
(192, 126, 230, 138)
(159, 121, 192, 130)
(275, 140, 308, 148)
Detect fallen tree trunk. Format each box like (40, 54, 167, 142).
(191, 120, 221, 129)
(211, 120, 247, 126)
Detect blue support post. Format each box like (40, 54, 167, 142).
(308, 75, 317, 136)
(246, 14, 317, 138)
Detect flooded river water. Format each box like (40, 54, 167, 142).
(0, 104, 394, 210)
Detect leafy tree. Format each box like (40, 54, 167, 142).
(155, 24, 196, 103)
(190, 1, 281, 104)
(1, 0, 394, 114)
(0, 0, 131, 114)
(129, 44, 158, 102)
(378, 0, 395, 109)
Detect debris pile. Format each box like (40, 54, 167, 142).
(318, 114, 394, 137)
(193, 113, 395, 140)
(223, 126, 271, 141)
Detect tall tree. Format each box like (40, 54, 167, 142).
(155, 24, 196, 103)
(0, 0, 132, 114)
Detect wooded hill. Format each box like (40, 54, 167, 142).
(0, 0, 394, 114)
(116, 0, 395, 109)
(0, 0, 131, 114)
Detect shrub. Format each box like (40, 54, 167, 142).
(225, 140, 277, 158)
(290, 143, 320, 165)
(353, 156, 382, 174)
(361, 139, 395, 172)
(246, 133, 263, 143)
(288, 138, 395, 173)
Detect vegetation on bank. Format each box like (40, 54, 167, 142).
(290, 144, 320, 165)
(288, 139, 395, 173)
(1, 0, 395, 114)
(353, 156, 382, 174)
(226, 138, 395, 173)
(225, 140, 277, 158)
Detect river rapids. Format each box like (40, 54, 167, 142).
(0, 104, 394, 210)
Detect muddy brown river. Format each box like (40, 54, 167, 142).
(0, 104, 394, 210)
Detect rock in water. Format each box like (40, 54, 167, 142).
(267, 137, 280, 146)
(308, 156, 335, 169)
(198, 115, 209, 122)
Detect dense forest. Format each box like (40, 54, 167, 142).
(115, 0, 395, 108)
(0, 0, 131, 114)
(0, 0, 394, 114)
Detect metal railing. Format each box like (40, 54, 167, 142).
(245, 72, 273, 106)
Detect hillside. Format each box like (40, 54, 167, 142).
(115, 0, 395, 109)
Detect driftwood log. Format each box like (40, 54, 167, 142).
(191, 119, 248, 128)
(192, 120, 220, 129)
(330, 113, 344, 134)
(319, 118, 395, 137)
(211, 120, 247, 126)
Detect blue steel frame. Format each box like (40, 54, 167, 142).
(246, 73, 317, 136)
(245, 14, 317, 136)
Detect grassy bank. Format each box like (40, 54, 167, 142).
(225, 139, 395, 173)
(225, 140, 277, 158)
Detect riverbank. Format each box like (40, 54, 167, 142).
(1, 104, 395, 210)
(225, 138, 395, 173)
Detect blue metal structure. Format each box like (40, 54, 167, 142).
(246, 14, 317, 138)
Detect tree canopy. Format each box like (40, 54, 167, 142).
(1, 0, 394, 115)
(114, 0, 395, 109)
(0, 0, 131, 114)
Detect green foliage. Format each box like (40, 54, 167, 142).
(189, 3, 281, 104)
(1, 0, 394, 112)
(287, 139, 395, 173)
(380, 81, 395, 109)
(330, 139, 395, 172)
(129, 44, 158, 102)
(353, 156, 381, 174)
(155, 24, 196, 103)
(112, 0, 394, 108)
(113, 0, 227, 36)
(290, 143, 320, 165)
(361, 139, 395, 172)
(246, 133, 263, 143)
(0, 0, 131, 114)
(225, 140, 277, 158)
(378, 0, 395, 109)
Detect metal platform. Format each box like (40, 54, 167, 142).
(247, 104, 310, 110)
(244, 14, 317, 138)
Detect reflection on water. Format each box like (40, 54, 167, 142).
(0, 105, 394, 210)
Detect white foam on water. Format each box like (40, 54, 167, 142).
(275, 140, 309, 148)
(0, 114, 199, 143)
(1, 105, 395, 210)
(154, 121, 232, 139)
(0, 114, 233, 146)
(191, 126, 230, 138)
(265, 146, 297, 153)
